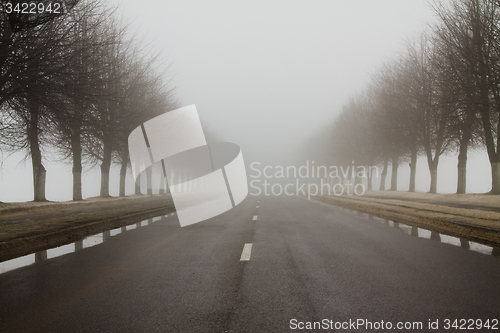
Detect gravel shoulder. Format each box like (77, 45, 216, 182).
(315, 191, 500, 247)
(0, 194, 175, 261)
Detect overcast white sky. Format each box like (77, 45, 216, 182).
(0, 0, 493, 202)
(112, 0, 436, 163)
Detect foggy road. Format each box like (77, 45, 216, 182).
(1, 195, 499, 332)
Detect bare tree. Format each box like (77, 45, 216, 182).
(431, 19, 483, 193)
(432, 0, 500, 193)
(405, 33, 455, 193)
(0, 7, 92, 200)
(331, 92, 380, 191)
(112, 58, 177, 197)
(50, 0, 119, 200)
(370, 60, 411, 191)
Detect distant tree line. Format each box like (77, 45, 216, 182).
(331, 0, 500, 194)
(0, 0, 177, 201)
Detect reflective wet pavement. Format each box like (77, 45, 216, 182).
(344, 209, 500, 257)
(0, 213, 177, 274)
(2, 203, 498, 277)
(1, 196, 499, 333)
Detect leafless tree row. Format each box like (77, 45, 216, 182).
(331, 0, 500, 194)
(0, 0, 177, 201)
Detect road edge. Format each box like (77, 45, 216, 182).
(0, 204, 175, 262)
(313, 195, 500, 248)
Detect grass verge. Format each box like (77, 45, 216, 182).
(314, 193, 500, 248)
(0, 194, 175, 261)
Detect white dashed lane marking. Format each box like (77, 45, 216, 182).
(240, 243, 253, 261)
(252, 215, 257, 220)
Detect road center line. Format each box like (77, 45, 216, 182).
(240, 243, 253, 261)
(252, 215, 257, 220)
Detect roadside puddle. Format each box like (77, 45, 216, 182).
(0, 213, 176, 274)
(342, 208, 500, 257)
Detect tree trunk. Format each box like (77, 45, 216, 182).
(146, 167, 153, 195)
(473, 19, 500, 194)
(135, 174, 142, 195)
(379, 158, 388, 191)
(100, 139, 112, 197)
(367, 166, 372, 191)
(71, 127, 83, 201)
(429, 163, 438, 194)
(159, 170, 166, 194)
(100, 165, 110, 197)
(32, 157, 46, 201)
(353, 165, 361, 186)
(390, 155, 398, 191)
(491, 162, 500, 194)
(425, 149, 440, 194)
(409, 148, 417, 192)
(456, 126, 471, 194)
(119, 153, 128, 197)
(456, 144, 468, 194)
(73, 169, 82, 200)
(165, 173, 170, 194)
(28, 98, 46, 201)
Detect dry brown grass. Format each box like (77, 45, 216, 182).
(364, 190, 500, 208)
(0, 194, 175, 262)
(315, 193, 500, 247)
(0, 194, 174, 242)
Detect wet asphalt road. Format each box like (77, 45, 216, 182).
(0, 195, 499, 332)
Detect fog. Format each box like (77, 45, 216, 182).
(0, 0, 493, 202)
(121, 0, 434, 164)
